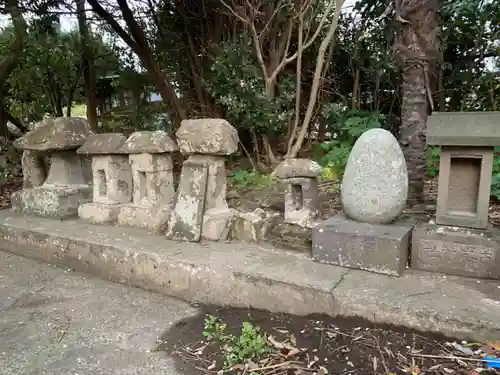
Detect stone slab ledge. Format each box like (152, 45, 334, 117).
(0, 210, 499, 341)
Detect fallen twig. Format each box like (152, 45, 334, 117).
(409, 353, 487, 362)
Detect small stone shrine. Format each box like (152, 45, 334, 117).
(11, 117, 93, 218)
(273, 158, 322, 227)
(165, 118, 239, 242)
(118, 130, 178, 229)
(412, 112, 500, 280)
(77, 133, 131, 224)
(312, 128, 414, 276)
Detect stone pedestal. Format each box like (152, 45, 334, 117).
(12, 184, 92, 218)
(312, 213, 414, 276)
(12, 150, 92, 219)
(411, 223, 500, 279)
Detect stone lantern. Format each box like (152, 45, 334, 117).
(77, 133, 131, 224)
(117, 130, 178, 229)
(11, 117, 93, 218)
(164, 119, 239, 242)
(273, 158, 322, 227)
(412, 112, 500, 280)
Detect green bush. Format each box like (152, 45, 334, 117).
(315, 107, 385, 180)
(202, 315, 272, 372)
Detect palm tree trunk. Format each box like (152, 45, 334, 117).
(396, 0, 441, 207)
(400, 63, 428, 206)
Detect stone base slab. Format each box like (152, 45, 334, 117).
(117, 204, 164, 230)
(312, 213, 414, 276)
(411, 223, 500, 279)
(0, 211, 499, 341)
(11, 185, 92, 219)
(78, 202, 121, 224)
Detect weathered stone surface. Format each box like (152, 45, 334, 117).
(76, 133, 127, 155)
(427, 111, 500, 146)
(436, 146, 493, 230)
(283, 177, 318, 227)
(14, 117, 93, 151)
(411, 223, 500, 279)
(312, 213, 414, 276)
(129, 154, 174, 206)
(187, 154, 228, 210)
(129, 153, 173, 173)
(202, 208, 236, 241)
(268, 216, 312, 252)
(166, 162, 209, 242)
(230, 208, 278, 242)
(21, 150, 46, 189)
(273, 158, 322, 179)
(78, 202, 121, 224)
(120, 130, 178, 154)
(117, 205, 164, 229)
(45, 151, 88, 186)
(176, 119, 239, 155)
(341, 128, 408, 224)
(11, 185, 92, 219)
(92, 155, 132, 205)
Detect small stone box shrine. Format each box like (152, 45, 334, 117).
(312, 128, 414, 276)
(11, 117, 93, 218)
(117, 130, 178, 230)
(412, 112, 500, 280)
(77, 133, 131, 224)
(165, 119, 239, 242)
(273, 158, 322, 227)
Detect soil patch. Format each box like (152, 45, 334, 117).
(158, 305, 500, 375)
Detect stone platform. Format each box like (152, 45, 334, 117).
(312, 213, 414, 276)
(412, 223, 500, 279)
(0, 210, 499, 341)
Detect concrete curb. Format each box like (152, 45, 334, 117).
(0, 211, 499, 341)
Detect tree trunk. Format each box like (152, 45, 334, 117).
(396, 0, 440, 207)
(87, 0, 186, 125)
(0, 0, 26, 134)
(77, 0, 98, 130)
(400, 64, 428, 206)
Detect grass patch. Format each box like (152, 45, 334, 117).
(229, 169, 278, 190)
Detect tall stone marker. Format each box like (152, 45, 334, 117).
(312, 128, 414, 276)
(412, 112, 500, 280)
(165, 118, 239, 242)
(11, 117, 93, 218)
